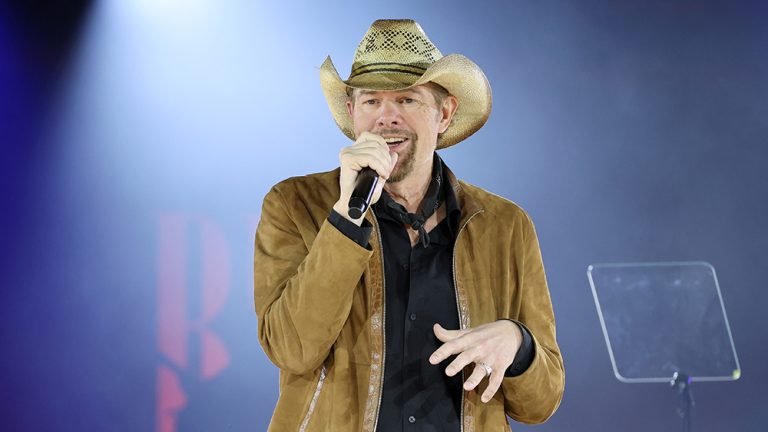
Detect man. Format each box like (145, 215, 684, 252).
(254, 19, 564, 431)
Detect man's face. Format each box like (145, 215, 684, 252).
(346, 84, 455, 183)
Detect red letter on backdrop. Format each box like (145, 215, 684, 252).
(156, 214, 231, 432)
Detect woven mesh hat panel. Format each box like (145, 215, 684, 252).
(351, 20, 443, 75)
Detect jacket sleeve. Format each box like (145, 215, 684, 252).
(253, 183, 373, 375)
(501, 213, 565, 423)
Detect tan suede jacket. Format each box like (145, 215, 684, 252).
(254, 165, 564, 431)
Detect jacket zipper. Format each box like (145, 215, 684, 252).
(371, 210, 387, 432)
(452, 209, 483, 432)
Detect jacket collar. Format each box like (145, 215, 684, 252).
(442, 160, 484, 224)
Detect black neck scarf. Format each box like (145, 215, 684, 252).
(379, 153, 443, 248)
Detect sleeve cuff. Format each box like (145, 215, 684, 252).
(328, 209, 373, 248)
(503, 320, 535, 377)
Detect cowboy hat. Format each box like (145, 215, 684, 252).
(319, 19, 492, 149)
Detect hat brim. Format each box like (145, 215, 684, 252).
(319, 54, 492, 149)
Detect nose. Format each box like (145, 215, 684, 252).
(376, 100, 401, 128)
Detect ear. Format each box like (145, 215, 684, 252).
(346, 100, 354, 117)
(437, 95, 459, 134)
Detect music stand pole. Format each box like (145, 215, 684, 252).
(670, 372, 694, 432)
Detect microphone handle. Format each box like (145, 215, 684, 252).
(348, 167, 379, 219)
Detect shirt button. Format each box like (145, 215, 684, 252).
(408, 416, 416, 424)
(409, 313, 417, 321)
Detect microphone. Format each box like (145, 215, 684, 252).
(347, 167, 379, 219)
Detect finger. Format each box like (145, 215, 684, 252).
(389, 152, 399, 171)
(433, 323, 464, 343)
(370, 153, 398, 207)
(343, 142, 393, 169)
(357, 131, 387, 147)
(370, 177, 388, 205)
(354, 134, 388, 154)
(430, 324, 473, 364)
(340, 151, 392, 179)
(430, 340, 461, 365)
(341, 145, 392, 168)
(445, 349, 479, 377)
(430, 339, 470, 366)
(481, 368, 505, 403)
(463, 363, 489, 391)
(349, 139, 388, 153)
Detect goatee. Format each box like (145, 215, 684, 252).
(378, 129, 417, 183)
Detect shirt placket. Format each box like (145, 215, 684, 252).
(403, 245, 421, 430)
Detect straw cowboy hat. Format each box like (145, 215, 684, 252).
(319, 19, 492, 149)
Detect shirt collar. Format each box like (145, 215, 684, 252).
(441, 156, 461, 241)
(373, 154, 461, 245)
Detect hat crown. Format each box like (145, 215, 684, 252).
(350, 19, 444, 79)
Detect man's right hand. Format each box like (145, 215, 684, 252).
(332, 132, 399, 225)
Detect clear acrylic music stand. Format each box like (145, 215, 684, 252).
(587, 262, 741, 432)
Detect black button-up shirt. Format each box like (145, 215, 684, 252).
(327, 159, 534, 431)
(372, 179, 463, 432)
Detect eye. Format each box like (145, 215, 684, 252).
(401, 98, 415, 104)
(362, 98, 378, 105)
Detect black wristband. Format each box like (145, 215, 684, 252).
(502, 319, 535, 377)
(328, 209, 373, 248)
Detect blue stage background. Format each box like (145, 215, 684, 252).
(1, 0, 767, 431)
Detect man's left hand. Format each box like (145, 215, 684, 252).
(429, 321, 522, 403)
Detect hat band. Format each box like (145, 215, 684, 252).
(349, 62, 428, 79)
